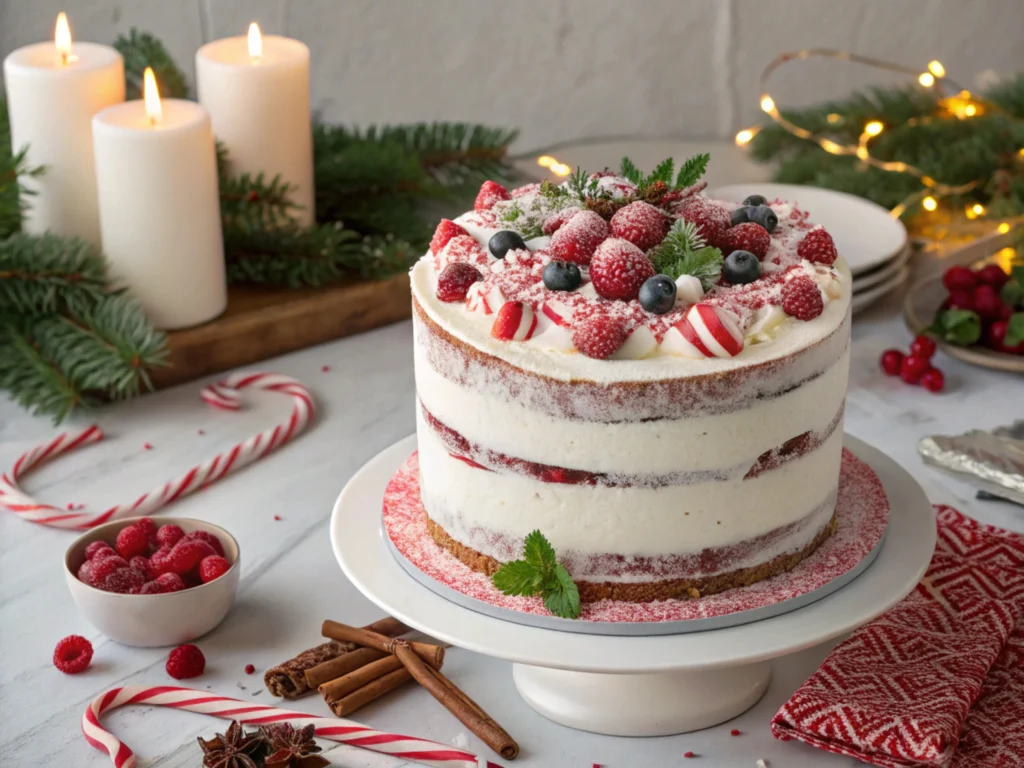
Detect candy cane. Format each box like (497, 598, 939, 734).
(0, 372, 314, 530)
(83, 686, 499, 768)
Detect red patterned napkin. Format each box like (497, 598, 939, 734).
(772, 506, 1024, 768)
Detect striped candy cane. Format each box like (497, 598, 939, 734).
(83, 686, 499, 768)
(0, 372, 315, 530)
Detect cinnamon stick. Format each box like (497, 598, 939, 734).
(324, 668, 413, 717)
(319, 654, 406, 701)
(305, 647, 388, 689)
(393, 640, 518, 760)
(321, 620, 445, 669)
(266, 617, 409, 699)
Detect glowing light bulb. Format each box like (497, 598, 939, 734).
(998, 222, 1011, 234)
(864, 121, 884, 137)
(964, 104, 977, 117)
(550, 163, 571, 177)
(143, 67, 162, 126)
(735, 129, 755, 146)
(536, 156, 556, 169)
(922, 196, 937, 212)
(971, 204, 985, 216)
(247, 22, 263, 60)
(760, 95, 775, 113)
(918, 72, 935, 87)
(928, 60, 946, 78)
(826, 113, 841, 125)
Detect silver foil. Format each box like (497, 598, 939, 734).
(918, 421, 1024, 505)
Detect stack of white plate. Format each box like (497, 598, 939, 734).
(709, 184, 910, 315)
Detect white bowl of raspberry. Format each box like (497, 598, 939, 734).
(64, 516, 240, 647)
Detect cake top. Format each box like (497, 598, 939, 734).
(413, 155, 850, 372)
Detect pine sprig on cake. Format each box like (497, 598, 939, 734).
(649, 219, 724, 289)
(492, 530, 581, 619)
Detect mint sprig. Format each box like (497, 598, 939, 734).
(1005, 312, 1024, 347)
(928, 308, 982, 346)
(491, 530, 581, 619)
(649, 219, 724, 290)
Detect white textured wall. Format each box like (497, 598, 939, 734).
(3, 0, 1023, 151)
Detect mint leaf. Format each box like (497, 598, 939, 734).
(619, 157, 643, 186)
(649, 158, 675, 186)
(541, 564, 581, 619)
(671, 246, 724, 291)
(675, 153, 710, 189)
(928, 309, 982, 346)
(1012, 266, 1024, 287)
(1005, 313, 1024, 347)
(523, 529, 557, 574)
(1002, 271, 1024, 310)
(492, 560, 544, 596)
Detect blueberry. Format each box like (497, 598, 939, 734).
(638, 275, 677, 314)
(743, 194, 767, 207)
(488, 230, 527, 259)
(542, 260, 582, 292)
(723, 250, 762, 285)
(730, 206, 753, 227)
(747, 205, 778, 233)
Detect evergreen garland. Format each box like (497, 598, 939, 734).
(747, 74, 1024, 217)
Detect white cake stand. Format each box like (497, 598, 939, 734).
(331, 434, 935, 736)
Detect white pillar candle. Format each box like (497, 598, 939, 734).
(196, 24, 314, 225)
(3, 13, 124, 245)
(92, 70, 226, 330)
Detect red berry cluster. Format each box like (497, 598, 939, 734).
(941, 264, 1023, 355)
(880, 335, 944, 392)
(77, 519, 233, 594)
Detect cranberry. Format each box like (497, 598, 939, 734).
(909, 335, 937, 360)
(987, 320, 1024, 354)
(942, 265, 976, 293)
(900, 355, 929, 384)
(879, 349, 904, 376)
(921, 368, 945, 393)
(975, 264, 1009, 290)
(973, 284, 1006, 320)
(946, 289, 975, 312)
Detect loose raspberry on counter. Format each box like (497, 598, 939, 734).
(436, 263, 483, 302)
(429, 219, 469, 255)
(590, 239, 656, 301)
(184, 530, 226, 557)
(549, 210, 609, 265)
(719, 222, 770, 261)
(53, 635, 93, 674)
(572, 315, 628, 360)
(84, 540, 113, 561)
(781, 277, 824, 321)
(115, 524, 150, 559)
(675, 196, 730, 247)
(199, 555, 232, 583)
(796, 228, 837, 265)
(245, 663, 256, 675)
(155, 524, 185, 548)
(166, 644, 206, 679)
(474, 180, 510, 212)
(609, 201, 670, 251)
(542, 206, 581, 235)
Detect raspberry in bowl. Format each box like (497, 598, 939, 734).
(64, 517, 240, 647)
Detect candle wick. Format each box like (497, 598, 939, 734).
(60, 51, 68, 66)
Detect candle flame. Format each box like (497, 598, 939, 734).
(143, 67, 162, 126)
(55, 13, 72, 65)
(248, 22, 263, 60)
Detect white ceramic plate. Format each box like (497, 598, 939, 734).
(852, 266, 909, 314)
(708, 183, 908, 275)
(853, 245, 912, 292)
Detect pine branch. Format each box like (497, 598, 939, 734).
(0, 94, 46, 239)
(0, 233, 109, 315)
(114, 28, 190, 100)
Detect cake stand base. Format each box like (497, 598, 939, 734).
(512, 662, 772, 736)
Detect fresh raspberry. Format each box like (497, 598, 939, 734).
(796, 228, 838, 265)
(909, 335, 937, 359)
(89, 554, 130, 585)
(115, 524, 150, 559)
(781, 277, 824, 321)
(199, 555, 232, 583)
(474, 180, 510, 212)
(879, 349, 904, 376)
(184, 530, 226, 557)
(436, 262, 483, 302)
(511, 182, 540, 198)
(433, 234, 488, 273)
(719, 223, 770, 260)
(429, 218, 469, 255)
(162, 539, 217, 575)
(245, 663, 256, 674)
(84, 541, 113, 561)
(155, 524, 185, 548)
(921, 367, 945, 393)
(676, 197, 730, 247)
(129, 556, 150, 574)
(166, 644, 206, 680)
(609, 201, 670, 251)
(103, 567, 146, 594)
(542, 206, 581, 235)
(549, 210, 609, 265)
(973, 284, 1005, 319)
(975, 264, 1009, 289)
(571, 315, 628, 359)
(76, 560, 94, 585)
(53, 635, 93, 674)
(589, 239, 656, 301)
(942, 265, 976, 293)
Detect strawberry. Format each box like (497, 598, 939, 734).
(719, 223, 770, 260)
(571, 315, 628, 359)
(436, 263, 483, 302)
(797, 228, 838, 265)
(433, 234, 488, 273)
(474, 180, 510, 212)
(609, 201, 670, 251)
(676, 196, 730, 247)
(781, 277, 824, 321)
(542, 206, 581, 235)
(589, 238, 655, 301)
(549, 210, 609, 265)
(429, 219, 469, 255)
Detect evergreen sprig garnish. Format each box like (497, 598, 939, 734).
(649, 219, 724, 289)
(619, 153, 711, 194)
(114, 29, 190, 100)
(492, 530, 581, 619)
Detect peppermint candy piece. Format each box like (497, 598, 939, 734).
(610, 324, 658, 360)
(465, 282, 505, 315)
(491, 301, 538, 341)
(541, 299, 573, 327)
(662, 304, 744, 359)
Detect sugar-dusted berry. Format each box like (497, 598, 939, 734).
(572, 315, 628, 359)
(116, 524, 150, 559)
(474, 180, 510, 212)
(675, 196, 730, 247)
(155, 524, 185, 548)
(77, 560, 94, 585)
(542, 206, 581, 235)
(103, 566, 146, 594)
(163, 539, 218, 575)
(184, 530, 226, 557)
(84, 540, 113, 561)
(781, 277, 824, 321)
(719, 222, 770, 260)
(590, 238, 656, 301)
(166, 644, 206, 680)
(53, 635, 93, 674)
(89, 554, 130, 585)
(199, 555, 232, 583)
(609, 201, 670, 251)
(436, 262, 483, 303)
(429, 219, 469, 255)
(796, 228, 837, 266)
(549, 210, 609, 265)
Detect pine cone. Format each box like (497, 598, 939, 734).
(584, 196, 630, 220)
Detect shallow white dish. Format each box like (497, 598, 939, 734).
(852, 244, 912, 292)
(65, 517, 240, 647)
(708, 183, 908, 275)
(851, 266, 909, 314)
(332, 434, 934, 736)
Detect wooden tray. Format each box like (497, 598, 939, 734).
(150, 272, 411, 389)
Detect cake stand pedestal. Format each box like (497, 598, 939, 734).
(331, 435, 935, 737)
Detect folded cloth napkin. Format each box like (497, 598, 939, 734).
(772, 506, 1024, 768)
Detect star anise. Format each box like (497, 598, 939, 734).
(198, 721, 264, 768)
(260, 723, 329, 768)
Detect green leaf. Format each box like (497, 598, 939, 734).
(1005, 312, 1024, 347)
(541, 565, 582, 619)
(675, 153, 710, 189)
(491, 560, 544, 596)
(523, 530, 557, 574)
(649, 158, 675, 186)
(1004, 268, 1024, 309)
(619, 157, 643, 185)
(928, 309, 982, 346)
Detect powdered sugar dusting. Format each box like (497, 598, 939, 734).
(383, 448, 889, 624)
